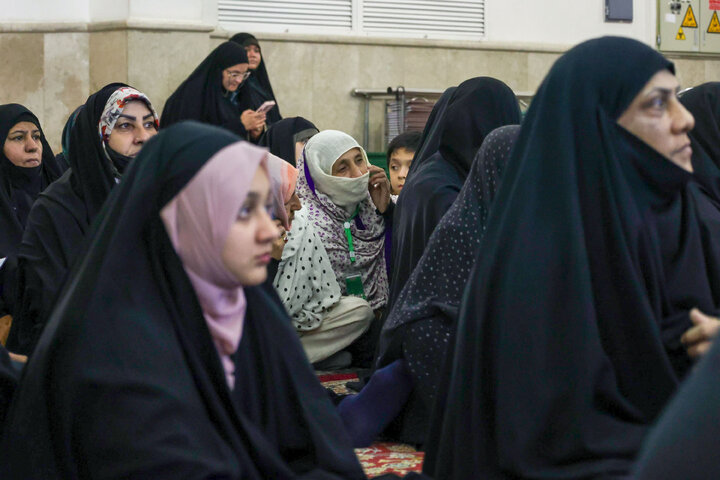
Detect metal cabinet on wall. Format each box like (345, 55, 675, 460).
(659, 0, 720, 53)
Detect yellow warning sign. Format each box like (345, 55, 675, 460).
(682, 5, 698, 28)
(708, 10, 720, 33)
(676, 26, 687, 40)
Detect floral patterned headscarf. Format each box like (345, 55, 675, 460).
(98, 87, 159, 142)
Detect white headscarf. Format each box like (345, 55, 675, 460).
(304, 130, 370, 214)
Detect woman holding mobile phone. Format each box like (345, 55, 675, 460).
(162, 42, 266, 143)
(230, 33, 282, 135)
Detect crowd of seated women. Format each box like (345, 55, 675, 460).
(1, 33, 720, 479)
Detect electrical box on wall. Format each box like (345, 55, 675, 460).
(659, 0, 720, 52)
(606, 0, 633, 22)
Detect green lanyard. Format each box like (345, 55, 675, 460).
(343, 206, 360, 264)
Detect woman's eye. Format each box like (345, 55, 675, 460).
(10, 136, 22, 141)
(265, 204, 276, 218)
(117, 122, 132, 130)
(144, 122, 156, 129)
(32, 135, 41, 141)
(237, 206, 251, 220)
(647, 96, 668, 110)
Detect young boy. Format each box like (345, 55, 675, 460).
(387, 131, 422, 201)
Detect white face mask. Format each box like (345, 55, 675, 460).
(318, 171, 369, 211)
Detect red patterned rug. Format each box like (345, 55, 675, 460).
(318, 372, 360, 395)
(356, 442, 424, 478)
(317, 373, 424, 477)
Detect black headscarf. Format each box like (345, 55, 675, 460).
(388, 78, 520, 311)
(406, 86, 456, 177)
(0, 122, 366, 479)
(0, 104, 61, 257)
(424, 37, 719, 479)
(7, 83, 153, 355)
(633, 335, 720, 479)
(230, 32, 282, 125)
(161, 42, 250, 136)
(437, 78, 520, 176)
(257, 116, 318, 166)
(53, 105, 82, 172)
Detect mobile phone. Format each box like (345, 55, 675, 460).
(256, 100, 276, 114)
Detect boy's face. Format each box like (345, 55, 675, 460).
(388, 147, 414, 195)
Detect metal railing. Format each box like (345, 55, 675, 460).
(351, 86, 534, 149)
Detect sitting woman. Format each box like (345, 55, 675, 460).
(344, 124, 520, 447)
(292, 130, 391, 367)
(273, 159, 374, 366)
(0, 122, 367, 479)
(161, 42, 266, 141)
(7, 84, 159, 355)
(230, 32, 282, 127)
(259, 116, 318, 166)
(424, 36, 720, 480)
(0, 104, 63, 326)
(388, 77, 521, 309)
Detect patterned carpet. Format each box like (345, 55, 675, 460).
(356, 442, 424, 478)
(319, 372, 425, 478)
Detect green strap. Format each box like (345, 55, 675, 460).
(344, 206, 360, 263)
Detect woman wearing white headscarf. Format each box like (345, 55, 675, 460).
(282, 130, 390, 366)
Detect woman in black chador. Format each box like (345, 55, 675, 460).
(161, 42, 266, 141)
(387, 78, 520, 309)
(424, 36, 720, 479)
(0, 104, 63, 318)
(0, 122, 368, 479)
(230, 32, 282, 126)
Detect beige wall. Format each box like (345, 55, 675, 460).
(1, 27, 719, 154)
(238, 36, 558, 152)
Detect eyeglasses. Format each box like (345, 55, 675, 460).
(227, 70, 251, 82)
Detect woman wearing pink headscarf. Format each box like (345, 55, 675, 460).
(0, 122, 367, 479)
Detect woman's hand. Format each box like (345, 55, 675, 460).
(8, 352, 27, 363)
(240, 109, 267, 136)
(368, 165, 391, 214)
(271, 219, 287, 261)
(681, 308, 720, 358)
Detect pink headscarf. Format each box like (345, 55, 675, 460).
(281, 162, 299, 204)
(160, 141, 272, 389)
(265, 153, 291, 229)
